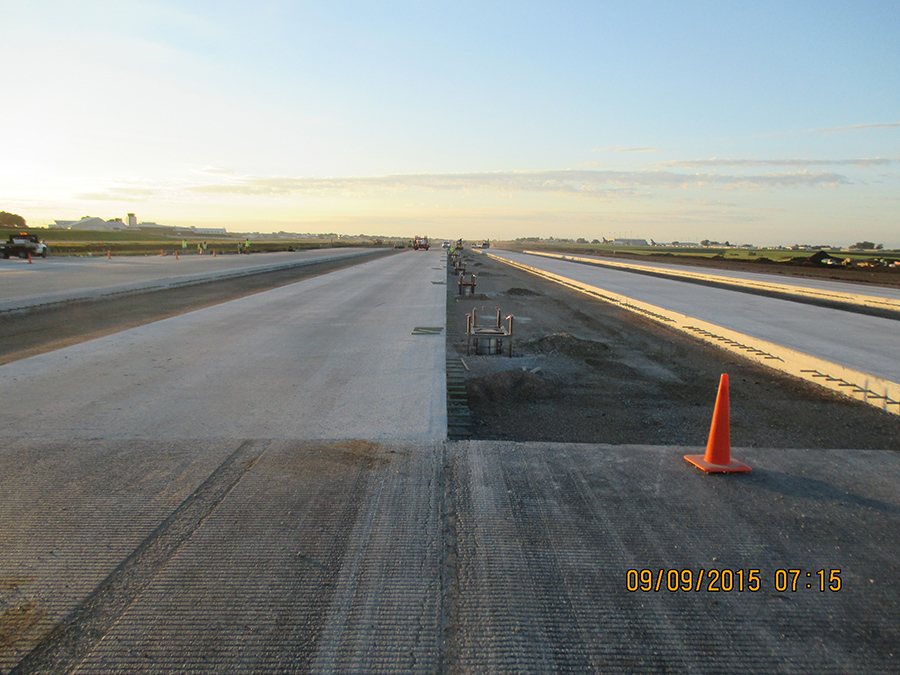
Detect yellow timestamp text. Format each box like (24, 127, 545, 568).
(626, 569, 842, 593)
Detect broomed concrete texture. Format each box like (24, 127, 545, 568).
(484, 250, 900, 414)
(450, 441, 900, 674)
(0, 439, 444, 674)
(0, 248, 380, 313)
(0, 250, 447, 440)
(0, 439, 249, 673)
(2, 440, 898, 673)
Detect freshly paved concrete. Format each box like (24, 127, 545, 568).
(2, 439, 898, 673)
(0, 438, 251, 673)
(542, 251, 900, 302)
(449, 441, 900, 674)
(0, 250, 447, 440)
(486, 250, 900, 384)
(0, 248, 380, 313)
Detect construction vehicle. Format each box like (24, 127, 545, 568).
(413, 236, 430, 250)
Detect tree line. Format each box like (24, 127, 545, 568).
(0, 211, 26, 228)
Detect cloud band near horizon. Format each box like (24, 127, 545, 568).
(183, 168, 852, 198)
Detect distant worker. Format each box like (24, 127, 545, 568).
(203, 241, 208, 254)
(244, 239, 250, 253)
(182, 240, 187, 251)
(197, 242, 203, 255)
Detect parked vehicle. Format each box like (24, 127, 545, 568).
(1, 233, 49, 259)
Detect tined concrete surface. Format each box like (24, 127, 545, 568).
(2, 439, 899, 673)
(2, 439, 445, 674)
(448, 441, 900, 674)
(0, 439, 256, 672)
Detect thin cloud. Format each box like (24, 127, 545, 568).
(186, 169, 851, 198)
(195, 166, 237, 175)
(75, 187, 161, 201)
(810, 122, 900, 134)
(757, 122, 900, 138)
(592, 146, 660, 153)
(662, 158, 895, 169)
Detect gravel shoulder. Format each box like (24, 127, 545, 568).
(447, 251, 900, 449)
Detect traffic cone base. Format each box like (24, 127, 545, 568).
(684, 454, 751, 473)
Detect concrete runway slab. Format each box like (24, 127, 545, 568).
(0, 250, 447, 440)
(64, 440, 444, 675)
(0, 248, 379, 313)
(540, 251, 900, 302)
(449, 441, 900, 674)
(2, 439, 898, 673)
(0, 438, 252, 673)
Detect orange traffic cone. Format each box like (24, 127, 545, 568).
(684, 374, 751, 473)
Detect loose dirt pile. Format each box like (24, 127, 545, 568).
(449, 251, 900, 449)
(467, 369, 556, 404)
(521, 332, 610, 359)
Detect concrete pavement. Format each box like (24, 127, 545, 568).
(3, 439, 898, 673)
(0, 248, 383, 313)
(0, 250, 447, 440)
(527, 250, 900, 309)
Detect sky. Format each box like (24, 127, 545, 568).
(2, 1, 898, 247)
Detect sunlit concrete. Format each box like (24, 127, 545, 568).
(0, 250, 447, 440)
(0, 248, 380, 312)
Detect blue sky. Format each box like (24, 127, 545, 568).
(2, 1, 898, 246)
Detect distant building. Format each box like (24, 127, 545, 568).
(190, 226, 228, 235)
(54, 217, 121, 231)
(609, 238, 649, 246)
(47, 215, 226, 235)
